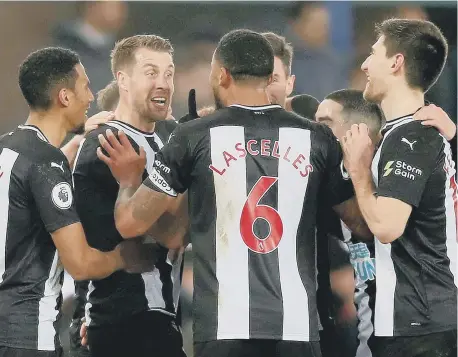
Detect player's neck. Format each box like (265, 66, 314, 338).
(380, 85, 424, 122)
(25, 111, 68, 147)
(114, 102, 156, 133)
(226, 86, 271, 108)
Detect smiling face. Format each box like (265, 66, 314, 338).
(360, 35, 394, 104)
(123, 47, 175, 122)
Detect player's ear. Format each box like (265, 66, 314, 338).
(286, 74, 295, 97)
(117, 71, 128, 92)
(57, 88, 71, 108)
(391, 53, 405, 74)
(219, 67, 231, 88)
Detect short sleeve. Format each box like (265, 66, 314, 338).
(377, 121, 443, 207)
(144, 125, 193, 196)
(29, 158, 80, 233)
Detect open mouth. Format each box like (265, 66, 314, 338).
(151, 97, 167, 107)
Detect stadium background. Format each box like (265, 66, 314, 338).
(0, 1, 455, 356)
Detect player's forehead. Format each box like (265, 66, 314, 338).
(315, 99, 342, 121)
(372, 35, 386, 54)
(133, 47, 174, 70)
(74, 63, 89, 83)
(210, 51, 219, 68)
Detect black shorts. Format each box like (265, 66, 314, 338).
(87, 311, 186, 357)
(0, 346, 61, 357)
(194, 339, 321, 357)
(370, 330, 457, 357)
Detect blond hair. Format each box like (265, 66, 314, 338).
(111, 34, 174, 76)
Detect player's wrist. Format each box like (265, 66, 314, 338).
(118, 175, 142, 190)
(111, 246, 126, 271)
(349, 167, 372, 186)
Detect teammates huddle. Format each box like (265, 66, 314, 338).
(0, 17, 456, 357)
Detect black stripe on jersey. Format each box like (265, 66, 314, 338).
(297, 130, 326, 341)
(155, 246, 175, 313)
(192, 167, 219, 341)
(244, 119, 283, 339)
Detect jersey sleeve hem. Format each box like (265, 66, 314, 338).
(46, 217, 81, 234)
(376, 188, 418, 208)
(144, 168, 179, 197)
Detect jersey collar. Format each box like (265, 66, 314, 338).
(229, 104, 282, 111)
(18, 125, 49, 143)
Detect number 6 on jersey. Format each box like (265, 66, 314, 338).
(240, 176, 284, 254)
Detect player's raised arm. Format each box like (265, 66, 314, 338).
(98, 128, 191, 248)
(342, 122, 443, 244)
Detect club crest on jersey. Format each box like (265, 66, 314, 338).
(51, 182, 73, 209)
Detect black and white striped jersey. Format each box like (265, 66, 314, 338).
(0, 125, 80, 351)
(144, 105, 354, 342)
(372, 116, 457, 337)
(72, 120, 183, 327)
(343, 223, 376, 357)
(316, 202, 376, 357)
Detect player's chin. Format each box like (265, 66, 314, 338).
(147, 111, 168, 123)
(362, 87, 376, 103)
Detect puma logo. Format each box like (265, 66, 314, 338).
(51, 161, 64, 173)
(401, 137, 417, 150)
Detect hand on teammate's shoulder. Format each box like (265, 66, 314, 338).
(85, 111, 115, 134)
(413, 103, 456, 141)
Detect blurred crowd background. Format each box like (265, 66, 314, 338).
(0, 1, 455, 357)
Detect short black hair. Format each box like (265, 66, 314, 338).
(291, 94, 320, 119)
(376, 18, 448, 92)
(261, 32, 294, 75)
(325, 89, 384, 135)
(215, 29, 274, 82)
(19, 47, 80, 111)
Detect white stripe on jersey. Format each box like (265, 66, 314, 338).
(442, 138, 457, 287)
(106, 122, 164, 176)
(73, 122, 181, 321)
(210, 126, 250, 340)
(277, 128, 311, 341)
(354, 281, 373, 357)
(0, 149, 19, 284)
(38, 251, 63, 350)
(85, 282, 95, 327)
(372, 118, 413, 337)
(343, 219, 374, 356)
